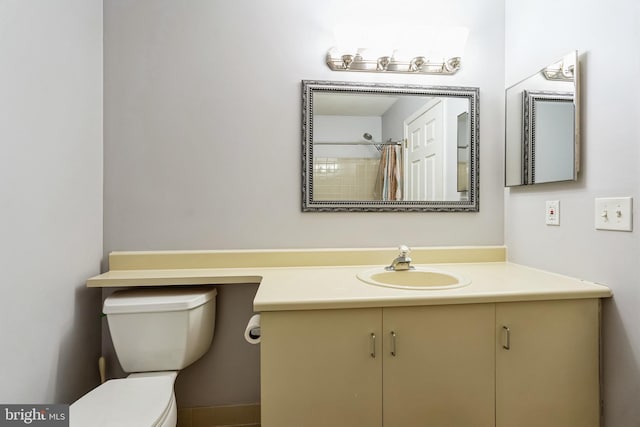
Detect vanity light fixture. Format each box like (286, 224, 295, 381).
(542, 57, 575, 81)
(326, 48, 461, 75)
(326, 25, 467, 75)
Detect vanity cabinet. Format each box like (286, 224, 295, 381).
(260, 308, 382, 427)
(261, 304, 495, 427)
(382, 304, 495, 427)
(261, 299, 601, 427)
(495, 299, 600, 427)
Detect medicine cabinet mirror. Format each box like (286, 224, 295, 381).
(505, 51, 579, 186)
(302, 80, 479, 212)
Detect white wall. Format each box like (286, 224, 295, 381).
(504, 1, 640, 426)
(0, 0, 103, 403)
(103, 0, 505, 407)
(314, 115, 382, 158)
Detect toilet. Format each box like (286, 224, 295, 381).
(70, 286, 217, 427)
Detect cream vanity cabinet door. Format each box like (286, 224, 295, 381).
(496, 299, 601, 427)
(260, 308, 383, 427)
(382, 304, 496, 427)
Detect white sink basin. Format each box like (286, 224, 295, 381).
(357, 267, 471, 290)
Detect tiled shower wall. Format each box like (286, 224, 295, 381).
(313, 157, 380, 200)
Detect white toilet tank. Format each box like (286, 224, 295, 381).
(103, 287, 217, 373)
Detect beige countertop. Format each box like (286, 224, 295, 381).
(86, 247, 611, 311)
(251, 262, 611, 311)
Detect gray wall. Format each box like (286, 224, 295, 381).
(103, 0, 505, 407)
(103, 0, 505, 253)
(504, 1, 640, 426)
(5, 3, 634, 423)
(0, 0, 103, 403)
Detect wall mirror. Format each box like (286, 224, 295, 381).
(302, 80, 479, 212)
(505, 51, 579, 186)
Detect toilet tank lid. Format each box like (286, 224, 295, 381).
(103, 287, 217, 314)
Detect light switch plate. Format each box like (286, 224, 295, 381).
(595, 197, 633, 231)
(546, 200, 560, 225)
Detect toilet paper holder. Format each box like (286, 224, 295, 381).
(244, 314, 261, 344)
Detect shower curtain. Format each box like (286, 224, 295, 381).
(373, 145, 402, 201)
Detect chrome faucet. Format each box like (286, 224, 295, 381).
(385, 245, 414, 271)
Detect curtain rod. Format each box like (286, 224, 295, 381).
(314, 141, 402, 146)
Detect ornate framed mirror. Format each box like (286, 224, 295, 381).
(302, 80, 480, 212)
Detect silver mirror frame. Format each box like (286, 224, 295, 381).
(301, 80, 480, 212)
(522, 90, 575, 184)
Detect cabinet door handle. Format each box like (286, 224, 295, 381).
(502, 326, 511, 350)
(370, 333, 376, 358)
(390, 331, 397, 356)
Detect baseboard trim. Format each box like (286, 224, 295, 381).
(178, 403, 260, 427)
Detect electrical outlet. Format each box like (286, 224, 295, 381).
(546, 200, 560, 225)
(595, 197, 633, 231)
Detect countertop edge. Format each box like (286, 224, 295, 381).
(253, 288, 612, 312)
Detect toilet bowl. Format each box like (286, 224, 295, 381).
(71, 372, 177, 427)
(70, 287, 217, 427)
